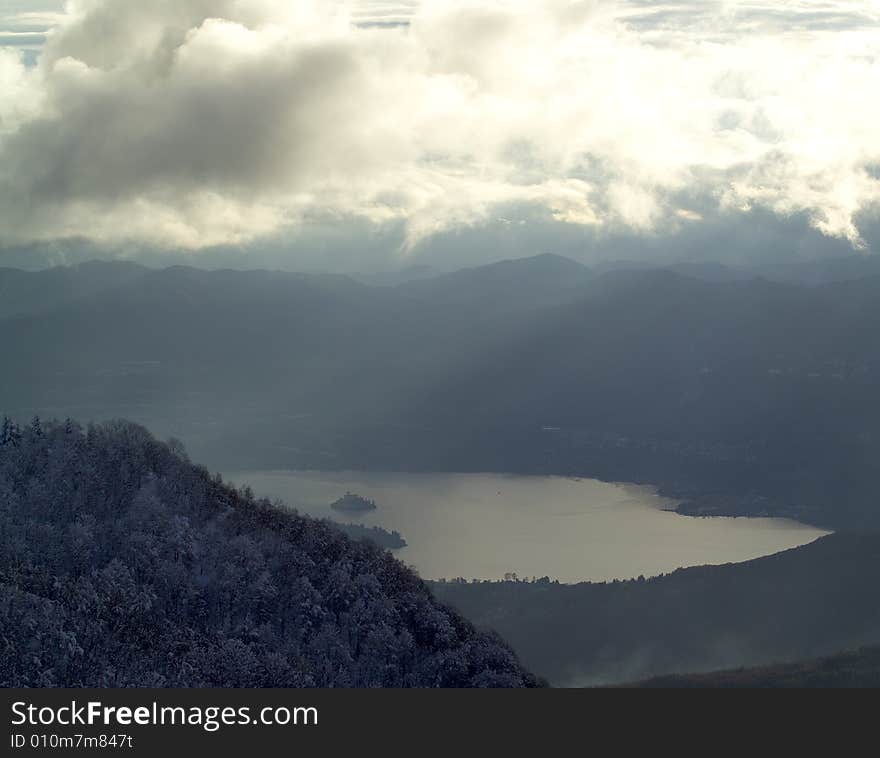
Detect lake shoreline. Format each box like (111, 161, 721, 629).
(227, 464, 832, 531)
(227, 468, 829, 585)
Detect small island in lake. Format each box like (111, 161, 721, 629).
(334, 522, 407, 550)
(331, 491, 378, 513)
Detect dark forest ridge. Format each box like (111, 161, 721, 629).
(4, 253, 880, 529)
(0, 418, 538, 687)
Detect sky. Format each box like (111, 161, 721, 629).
(1, 1, 879, 272)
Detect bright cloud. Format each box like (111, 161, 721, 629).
(0, 0, 878, 250)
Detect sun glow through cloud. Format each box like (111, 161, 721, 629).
(0, 0, 878, 254)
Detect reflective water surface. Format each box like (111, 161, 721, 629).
(229, 470, 830, 583)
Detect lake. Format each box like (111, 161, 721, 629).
(228, 470, 830, 584)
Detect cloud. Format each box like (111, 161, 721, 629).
(0, 32, 47, 46)
(0, 2, 64, 53)
(0, 0, 879, 253)
(0, 2, 65, 35)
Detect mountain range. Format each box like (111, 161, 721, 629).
(3, 254, 880, 528)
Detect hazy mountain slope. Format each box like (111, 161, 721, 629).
(433, 533, 880, 687)
(754, 255, 880, 286)
(0, 260, 149, 319)
(0, 418, 538, 688)
(0, 266, 393, 420)
(600, 255, 880, 287)
(388, 269, 880, 526)
(635, 646, 880, 688)
(3, 255, 880, 527)
(0, 255, 587, 435)
(396, 253, 593, 311)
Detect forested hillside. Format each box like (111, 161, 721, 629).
(434, 533, 880, 686)
(0, 418, 538, 688)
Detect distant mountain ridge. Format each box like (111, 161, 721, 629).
(4, 254, 880, 528)
(0, 260, 148, 319)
